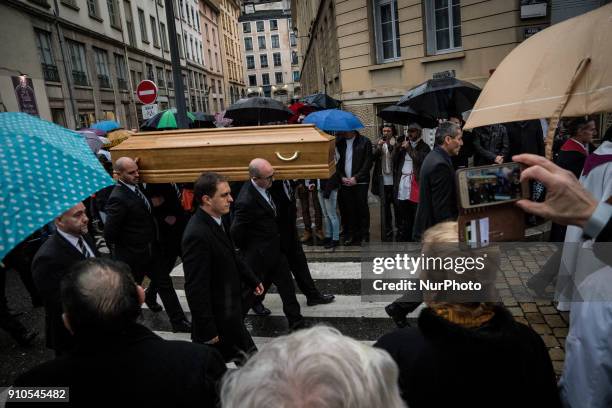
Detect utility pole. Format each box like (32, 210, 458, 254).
(163, 0, 188, 128)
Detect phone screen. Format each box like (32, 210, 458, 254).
(458, 163, 525, 209)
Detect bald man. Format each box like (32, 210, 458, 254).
(231, 158, 305, 331)
(104, 157, 191, 333)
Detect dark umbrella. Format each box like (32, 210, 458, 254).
(397, 77, 480, 119)
(192, 111, 216, 128)
(224, 97, 292, 125)
(301, 93, 341, 110)
(140, 109, 196, 130)
(377, 105, 438, 128)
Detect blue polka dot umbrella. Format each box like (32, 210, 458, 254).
(0, 113, 114, 260)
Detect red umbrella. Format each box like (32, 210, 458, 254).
(288, 102, 316, 124)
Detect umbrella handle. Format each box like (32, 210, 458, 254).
(275, 151, 299, 161)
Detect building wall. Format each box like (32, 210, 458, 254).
(200, 0, 226, 112)
(219, 0, 246, 104)
(294, 0, 551, 139)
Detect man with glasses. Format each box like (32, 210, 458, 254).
(231, 158, 305, 331)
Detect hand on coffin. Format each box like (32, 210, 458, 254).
(205, 336, 220, 345)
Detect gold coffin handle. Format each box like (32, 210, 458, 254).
(275, 151, 299, 161)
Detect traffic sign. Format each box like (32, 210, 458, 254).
(136, 80, 158, 105)
(142, 103, 159, 120)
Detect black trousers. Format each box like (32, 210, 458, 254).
(0, 265, 31, 342)
(114, 243, 186, 324)
(245, 254, 303, 325)
(396, 200, 418, 242)
(380, 185, 396, 236)
(339, 184, 370, 241)
(285, 242, 319, 299)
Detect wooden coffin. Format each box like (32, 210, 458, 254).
(110, 124, 336, 182)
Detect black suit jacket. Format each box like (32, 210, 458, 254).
(32, 232, 98, 352)
(182, 208, 259, 354)
(230, 181, 283, 276)
(269, 180, 300, 254)
(413, 147, 458, 241)
(336, 134, 373, 183)
(10, 323, 226, 407)
(104, 183, 157, 260)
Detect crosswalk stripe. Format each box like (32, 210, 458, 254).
(144, 290, 424, 319)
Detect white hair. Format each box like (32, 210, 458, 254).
(221, 326, 406, 408)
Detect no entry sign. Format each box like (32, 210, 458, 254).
(136, 80, 158, 105)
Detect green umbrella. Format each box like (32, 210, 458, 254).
(141, 109, 196, 130)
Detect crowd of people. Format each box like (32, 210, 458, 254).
(1, 114, 611, 407)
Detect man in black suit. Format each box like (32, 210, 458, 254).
(32, 202, 97, 355)
(11, 258, 226, 407)
(104, 157, 190, 333)
(270, 180, 335, 306)
(231, 158, 305, 330)
(336, 130, 373, 245)
(413, 121, 463, 241)
(182, 172, 264, 361)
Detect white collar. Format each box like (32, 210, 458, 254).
(251, 179, 269, 196)
(119, 180, 136, 192)
(212, 215, 222, 225)
(56, 228, 93, 257)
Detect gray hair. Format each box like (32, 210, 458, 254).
(221, 326, 405, 408)
(434, 121, 461, 146)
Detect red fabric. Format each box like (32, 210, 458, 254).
(288, 102, 316, 124)
(181, 188, 194, 212)
(560, 138, 588, 155)
(409, 176, 419, 203)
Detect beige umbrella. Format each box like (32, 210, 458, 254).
(464, 3, 612, 158)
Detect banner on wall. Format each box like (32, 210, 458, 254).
(12, 76, 39, 116)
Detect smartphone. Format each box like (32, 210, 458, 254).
(456, 162, 528, 209)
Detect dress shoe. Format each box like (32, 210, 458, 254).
(363, 233, 370, 243)
(145, 300, 163, 313)
(252, 303, 271, 316)
(343, 238, 362, 246)
(324, 240, 339, 249)
(307, 293, 335, 306)
(289, 319, 308, 332)
(15, 330, 38, 347)
(300, 230, 312, 243)
(171, 319, 192, 333)
(385, 303, 409, 328)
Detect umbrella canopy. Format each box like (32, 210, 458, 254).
(192, 111, 216, 128)
(465, 3, 612, 131)
(377, 105, 438, 128)
(91, 120, 121, 133)
(224, 97, 292, 125)
(397, 77, 481, 119)
(303, 109, 364, 132)
(141, 109, 196, 130)
(105, 129, 132, 148)
(288, 102, 317, 124)
(301, 93, 341, 110)
(77, 130, 103, 153)
(0, 113, 114, 260)
(79, 127, 106, 137)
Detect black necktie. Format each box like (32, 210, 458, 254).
(135, 187, 152, 212)
(284, 180, 293, 201)
(265, 190, 277, 214)
(77, 237, 90, 258)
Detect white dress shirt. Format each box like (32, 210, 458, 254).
(344, 137, 355, 178)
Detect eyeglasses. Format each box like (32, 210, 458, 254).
(258, 173, 274, 181)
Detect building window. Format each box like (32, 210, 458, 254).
(271, 34, 279, 49)
(248, 74, 257, 86)
(260, 54, 268, 68)
(244, 37, 253, 51)
(373, 0, 401, 62)
(257, 35, 266, 50)
(256, 20, 264, 32)
(273, 52, 281, 67)
(87, 0, 99, 18)
(425, 0, 461, 55)
(146, 63, 154, 81)
(114, 53, 128, 89)
(156, 67, 165, 87)
(293, 70, 300, 82)
(246, 55, 255, 69)
(67, 40, 89, 86)
(275, 72, 283, 84)
(35, 30, 60, 82)
(218, 80, 222, 95)
(166, 69, 173, 88)
(51, 108, 67, 127)
(177, 34, 183, 58)
(138, 8, 148, 43)
(150, 16, 160, 47)
(107, 0, 121, 28)
(291, 51, 298, 65)
(93, 48, 111, 88)
(270, 19, 278, 30)
(124, 1, 136, 46)
(290, 32, 297, 47)
(160, 22, 169, 50)
(242, 21, 251, 33)
(262, 73, 270, 86)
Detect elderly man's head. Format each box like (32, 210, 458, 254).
(113, 157, 140, 185)
(221, 326, 405, 408)
(55, 202, 89, 236)
(61, 258, 144, 336)
(249, 158, 275, 190)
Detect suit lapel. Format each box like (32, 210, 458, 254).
(120, 183, 151, 213)
(198, 209, 234, 251)
(54, 233, 87, 260)
(248, 182, 276, 216)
